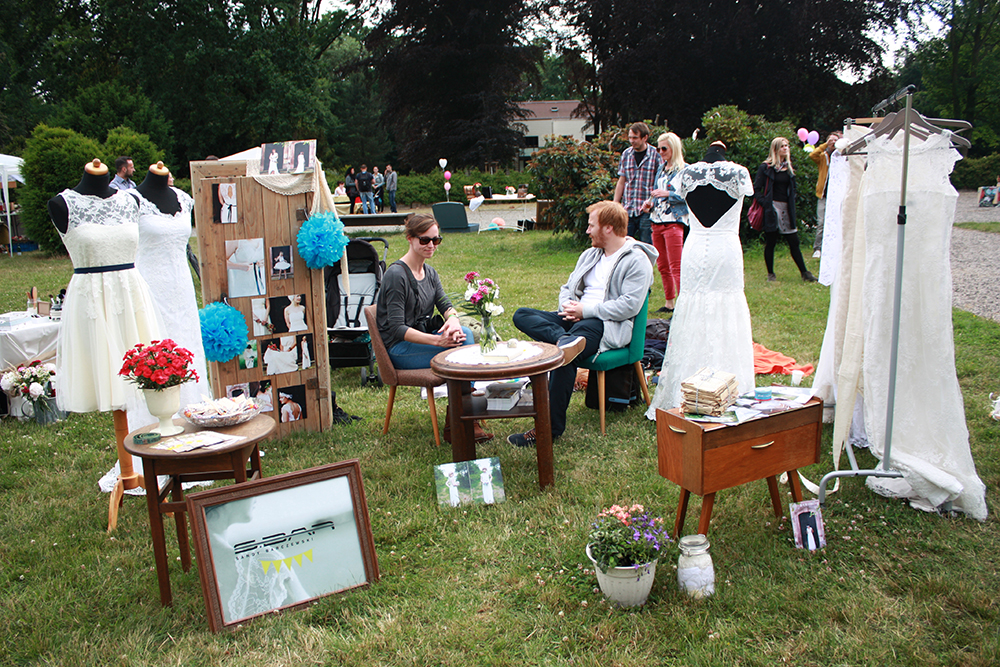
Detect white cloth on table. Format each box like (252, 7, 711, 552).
(646, 161, 755, 416)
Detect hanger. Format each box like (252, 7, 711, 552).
(844, 108, 970, 154)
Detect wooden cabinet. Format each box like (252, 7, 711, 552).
(656, 397, 822, 536)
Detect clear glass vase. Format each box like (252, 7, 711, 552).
(480, 314, 498, 354)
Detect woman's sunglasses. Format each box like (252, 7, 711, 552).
(417, 236, 444, 246)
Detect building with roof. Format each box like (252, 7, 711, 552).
(515, 100, 594, 170)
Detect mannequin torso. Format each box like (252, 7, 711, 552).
(135, 168, 180, 215)
(48, 161, 117, 233)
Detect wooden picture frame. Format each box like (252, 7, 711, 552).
(186, 460, 379, 632)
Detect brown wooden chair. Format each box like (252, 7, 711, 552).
(364, 305, 444, 446)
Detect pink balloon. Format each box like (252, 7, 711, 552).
(444, 171, 451, 180)
(807, 130, 820, 145)
(444, 182, 451, 191)
(797, 128, 809, 142)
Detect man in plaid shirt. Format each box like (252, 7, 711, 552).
(613, 122, 662, 244)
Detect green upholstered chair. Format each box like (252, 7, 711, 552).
(432, 201, 477, 233)
(576, 293, 651, 435)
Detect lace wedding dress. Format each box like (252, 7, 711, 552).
(860, 131, 987, 519)
(55, 190, 162, 413)
(129, 187, 211, 429)
(646, 162, 756, 416)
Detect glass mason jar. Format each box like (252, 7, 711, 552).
(677, 534, 715, 599)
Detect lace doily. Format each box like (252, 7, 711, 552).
(674, 162, 754, 200)
(445, 342, 543, 366)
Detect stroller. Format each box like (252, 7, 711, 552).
(325, 237, 388, 386)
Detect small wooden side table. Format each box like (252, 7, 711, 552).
(123, 414, 276, 606)
(655, 397, 822, 536)
(431, 342, 564, 489)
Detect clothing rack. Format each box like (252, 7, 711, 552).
(818, 87, 969, 507)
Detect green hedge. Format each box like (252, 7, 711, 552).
(951, 153, 1000, 190)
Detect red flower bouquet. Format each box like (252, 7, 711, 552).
(119, 339, 199, 391)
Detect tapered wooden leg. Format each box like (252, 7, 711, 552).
(597, 370, 606, 435)
(697, 492, 716, 535)
(675, 489, 691, 538)
(787, 469, 804, 503)
(108, 409, 142, 532)
(427, 393, 440, 447)
(382, 385, 397, 434)
(634, 362, 650, 405)
(766, 475, 783, 517)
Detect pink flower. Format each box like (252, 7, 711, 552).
(464, 271, 480, 283)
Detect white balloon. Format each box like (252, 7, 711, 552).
(444, 182, 451, 191)
(438, 158, 448, 169)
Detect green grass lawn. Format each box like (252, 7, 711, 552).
(1, 233, 997, 666)
(955, 221, 1000, 234)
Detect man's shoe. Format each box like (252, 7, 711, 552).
(558, 336, 587, 366)
(812, 250, 821, 259)
(801, 271, 817, 283)
(507, 429, 536, 448)
(767, 273, 777, 282)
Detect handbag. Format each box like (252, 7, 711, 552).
(748, 173, 770, 231)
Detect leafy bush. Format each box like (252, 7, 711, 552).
(103, 126, 166, 179)
(20, 125, 104, 255)
(952, 153, 1000, 190)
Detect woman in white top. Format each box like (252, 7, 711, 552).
(285, 294, 307, 332)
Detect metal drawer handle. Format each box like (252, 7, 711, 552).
(751, 440, 775, 450)
(669, 425, 686, 434)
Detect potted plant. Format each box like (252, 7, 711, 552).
(119, 339, 199, 436)
(1, 360, 64, 424)
(586, 504, 670, 607)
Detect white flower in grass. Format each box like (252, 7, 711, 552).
(29, 382, 45, 399)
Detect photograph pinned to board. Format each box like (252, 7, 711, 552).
(296, 333, 314, 371)
(213, 182, 238, 223)
(790, 499, 827, 551)
(251, 297, 273, 337)
(226, 382, 250, 400)
(270, 245, 293, 280)
(262, 336, 299, 376)
(237, 340, 258, 370)
(186, 460, 379, 632)
(433, 457, 505, 507)
(228, 381, 274, 412)
(267, 294, 308, 334)
(256, 140, 316, 176)
(261, 142, 286, 175)
(225, 238, 266, 298)
(277, 384, 306, 423)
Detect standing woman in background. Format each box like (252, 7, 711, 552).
(644, 131, 689, 312)
(754, 137, 816, 282)
(345, 167, 358, 214)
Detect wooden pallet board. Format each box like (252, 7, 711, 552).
(190, 160, 332, 436)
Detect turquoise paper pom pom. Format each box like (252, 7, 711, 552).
(199, 302, 248, 363)
(297, 211, 349, 269)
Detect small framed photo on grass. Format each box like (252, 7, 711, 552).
(434, 457, 505, 507)
(790, 499, 826, 551)
(186, 460, 379, 633)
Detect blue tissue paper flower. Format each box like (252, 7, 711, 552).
(200, 302, 248, 363)
(297, 211, 349, 269)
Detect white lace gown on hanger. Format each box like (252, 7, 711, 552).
(860, 131, 987, 519)
(127, 187, 211, 431)
(646, 162, 756, 416)
(55, 190, 162, 413)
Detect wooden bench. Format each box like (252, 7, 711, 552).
(340, 212, 413, 227)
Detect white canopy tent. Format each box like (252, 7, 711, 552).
(1, 153, 25, 258)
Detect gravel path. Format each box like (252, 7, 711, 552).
(952, 191, 1000, 323)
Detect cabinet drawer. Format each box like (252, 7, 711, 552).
(702, 421, 819, 493)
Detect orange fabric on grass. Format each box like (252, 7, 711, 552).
(753, 342, 814, 376)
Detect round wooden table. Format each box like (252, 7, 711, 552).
(124, 414, 276, 606)
(431, 342, 564, 489)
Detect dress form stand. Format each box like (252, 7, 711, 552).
(684, 143, 735, 227)
(49, 159, 147, 531)
(135, 161, 180, 215)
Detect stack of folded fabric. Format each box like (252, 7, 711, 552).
(681, 367, 739, 416)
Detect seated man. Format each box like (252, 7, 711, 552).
(508, 200, 657, 446)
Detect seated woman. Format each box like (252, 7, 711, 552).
(375, 213, 490, 442)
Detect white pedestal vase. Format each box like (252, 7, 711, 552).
(586, 544, 657, 607)
(143, 386, 184, 436)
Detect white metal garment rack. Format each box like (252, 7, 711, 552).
(817, 85, 971, 506)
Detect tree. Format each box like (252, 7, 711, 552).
(559, 0, 918, 135)
(356, 0, 543, 170)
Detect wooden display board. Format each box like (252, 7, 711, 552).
(190, 160, 332, 435)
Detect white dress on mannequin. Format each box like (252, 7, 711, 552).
(128, 187, 212, 431)
(646, 161, 755, 415)
(859, 131, 986, 519)
(55, 190, 162, 413)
